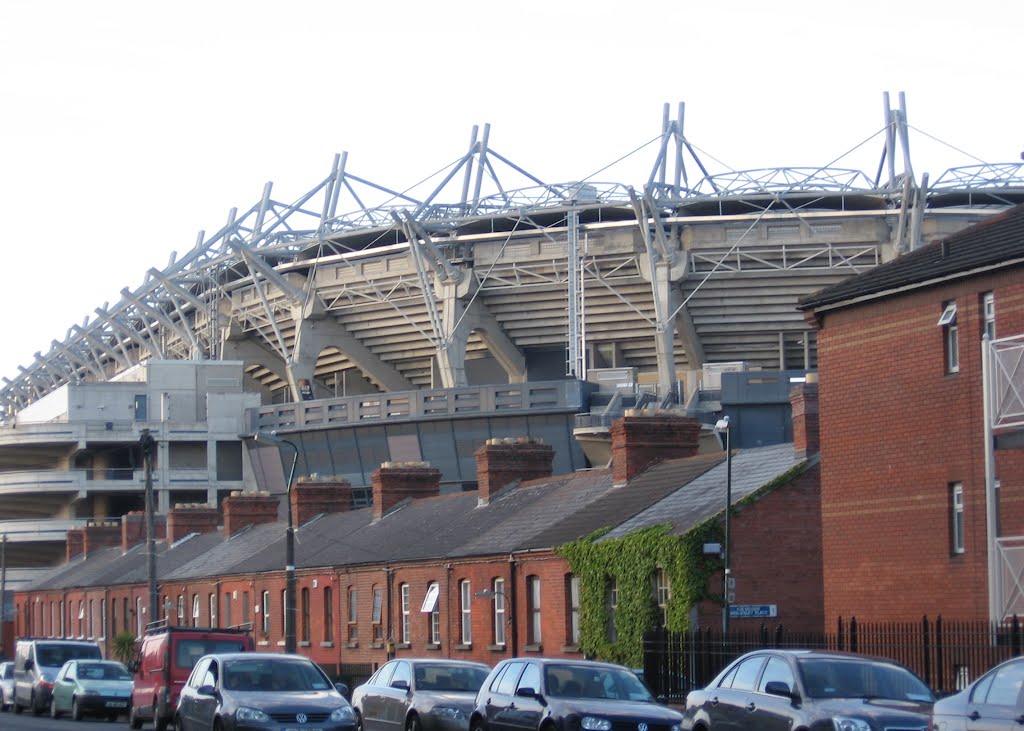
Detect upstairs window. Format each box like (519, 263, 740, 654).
(952, 482, 965, 554)
(983, 292, 996, 341)
(939, 301, 959, 374)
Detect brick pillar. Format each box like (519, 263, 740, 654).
(790, 378, 820, 458)
(83, 521, 122, 556)
(610, 414, 702, 485)
(66, 528, 86, 561)
(371, 463, 441, 522)
(222, 492, 280, 538)
(121, 511, 167, 552)
(291, 478, 353, 526)
(475, 438, 555, 504)
(166, 504, 220, 543)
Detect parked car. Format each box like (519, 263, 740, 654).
(470, 657, 684, 731)
(681, 649, 935, 731)
(12, 638, 103, 715)
(929, 655, 1024, 730)
(130, 622, 254, 731)
(352, 658, 490, 731)
(50, 659, 133, 721)
(0, 660, 14, 711)
(174, 652, 356, 731)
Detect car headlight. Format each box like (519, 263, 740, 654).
(331, 705, 357, 722)
(433, 707, 467, 721)
(236, 706, 271, 722)
(669, 725, 681, 731)
(833, 718, 872, 731)
(581, 716, 612, 731)
(83, 690, 100, 696)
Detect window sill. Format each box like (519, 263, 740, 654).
(370, 642, 385, 650)
(346, 641, 359, 649)
(257, 640, 270, 646)
(523, 643, 543, 653)
(425, 643, 441, 652)
(486, 644, 507, 652)
(299, 641, 311, 647)
(454, 643, 473, 651)
(276, 640, 286, 647)
(561, 644, 580, 654)
(397, 642, 412, 650)
(320, 641, 334, 648)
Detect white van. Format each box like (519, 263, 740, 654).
(13, 638, 102, 715)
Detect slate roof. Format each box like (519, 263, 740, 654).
(799, 203, 1024, 312)
(603, 443, 808, 539)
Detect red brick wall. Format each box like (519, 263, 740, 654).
(475, 440, 555, 503)
(291, 479, 352, 526)
(223, 493, 279, 537)
(371, 465, 441, 521)
(610, 415, 701, 484)
(815, 267, 1024, 625)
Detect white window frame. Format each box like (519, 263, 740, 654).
(656, 568, 670, 628)
(939, 301, 959, 373)
(983, 292, 996, 341)
(192, 594, 200, 626)
(426, 582, 441, 645)
(460, 580, 472, 645)
(60, 600, 65, 637)
(100, 598, 107, 640)
(88, 599, 95, 638)
(262, 590, 271, 635)
(177, 595, 185, 623)
(527, 576, 542, 644)
(493, 578, 506, 646)
(209, 593, 217, 628)
(400, 584, 411, 644)
(568, 575, 580, 645)
(952, 482, 965, 554)
(348, 587, 358, 642)
(136, 597, 143, 635)
(372, 586, 383, 641)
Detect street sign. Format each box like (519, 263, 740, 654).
(729, 604, 777, 618)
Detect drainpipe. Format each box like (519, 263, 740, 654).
(508, 555, 518, 658)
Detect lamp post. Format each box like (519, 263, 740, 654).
(253, 431, 299, 654)
(139, 428, 158, 629)
(1, 533, 7, 658)
(715, 416, 732, 637)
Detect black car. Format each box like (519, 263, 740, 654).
(173, 652, 356, 731)
(930, 656, 1024, 731)
(352, 658, 490, 731)
(470, 657, 683, 731)
(682, 649, 934, 731)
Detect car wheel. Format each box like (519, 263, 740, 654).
(129, 704, 143, 729)
(108, 712, 120, 722)
(214, 718, 225, 731)
(50, 696, 61, 719)
(155, 712, 170, 731)
(471, 718, 487, 731)
(72, 696, 84, 721)
(407, 713, 422, 731)
(355, 708, 364, 731)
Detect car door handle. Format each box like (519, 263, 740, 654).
(745, 703, 756, 712)
(710, 697, 719, 707)
(969, 711, 981, 720)
(1015, 714, 1024, 724)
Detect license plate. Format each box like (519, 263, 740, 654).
(105, 701, 127, 708)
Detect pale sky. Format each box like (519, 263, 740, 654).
(1, 0, 1020, 383)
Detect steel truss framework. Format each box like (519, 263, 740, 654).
(3, 95, 1024, 415)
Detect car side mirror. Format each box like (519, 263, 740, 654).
(764, 681, 797, 702)
(391, 680, 409, 691)
(24, 659, 33, 671)
(335, 683, 349, 697)
(197, 685, 217, 697)
(515, 687, 538, 699)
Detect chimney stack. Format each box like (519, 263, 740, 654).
(166, 503, 220, 544)
(291, 477, 353, 526)
(475, 438, 555, 505)
(68, 521, 123, 561)
(790, 376, 820, 458)
(66, 528, 86, 562)
(222, 492, 280, 538)
(611, 413, 701, 485)
(371, 462, 441, 522)
(121, 511, 167, 552)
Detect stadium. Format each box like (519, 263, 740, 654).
(0, 94, 1022, 588)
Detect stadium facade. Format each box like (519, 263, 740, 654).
(1, 96, 1022, 589)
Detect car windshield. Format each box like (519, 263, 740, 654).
(798, 658, 934, 702)
(1, 664, 12, 679)
(414, 664, 488, 692)
(79, 663, 132, 681)
(37, 644, 101, 667)
(223, 658, 333, 692)
(545, 665, 654, 702)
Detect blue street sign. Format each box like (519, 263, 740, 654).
(729, 604, 777, 618)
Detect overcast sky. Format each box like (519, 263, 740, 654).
(1, 1, 1020, 384)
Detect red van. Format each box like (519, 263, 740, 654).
(128, 622, 253, 731)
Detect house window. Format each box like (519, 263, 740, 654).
(177, 595, 185, 624)
(493, 578, 506, 646)
(952, 482, 965, 554)
(242, 591, 250, 626)
(301, 588, 311, 643)
(348, 587, 358, 642)
(261, 590, 271, 635)
(209, 593, 217, 628)
(606, 578, 618, 642)
(60, 600, 65, 637)
(223, 592, 232, 628)
(527, 575, 541, 645)
(108, 600, 114, 639)
(136, 597, 142, 636)
(983, 292, 996, 341)
(459, 580, 472, 645)
(123, 598, 129, 633)
(88, 599, 95, 638)
(281, 590, 288, 639)
(400, 584, 411, 644)
(372, 586, 383, 642)
(324, 586, 334, 643)
(566, 574, 580, 645)
(425, 582, 441, 645)
(100, 599, 107, 639)
(192, 594, 200, 627)
(939, 301, 959, 373)
(655, 568, 671, 628)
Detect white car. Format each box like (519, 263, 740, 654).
(0, 661, 14, 711)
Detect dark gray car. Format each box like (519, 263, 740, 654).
(681, 649, 934, 731)
(352, 659, 489, 731)
(174, 652, 356, 731)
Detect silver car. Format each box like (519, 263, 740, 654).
(50, 659, 133, 721)
(0, 661, 13, 711)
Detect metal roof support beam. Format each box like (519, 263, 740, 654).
(50, 338, 105, 382)
(94, 309, 164, 360)
(120, 289, 201, 358)
(71, 325, 130, 372)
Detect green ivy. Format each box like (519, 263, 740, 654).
(557, 520, 723, 667)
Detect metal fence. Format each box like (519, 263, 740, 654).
(642, 616, 1024, 700)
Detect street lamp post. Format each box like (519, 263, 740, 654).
(253, 432, 299, 654)
(139, 428, 159, 628)
(715, 416, 732, 637)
